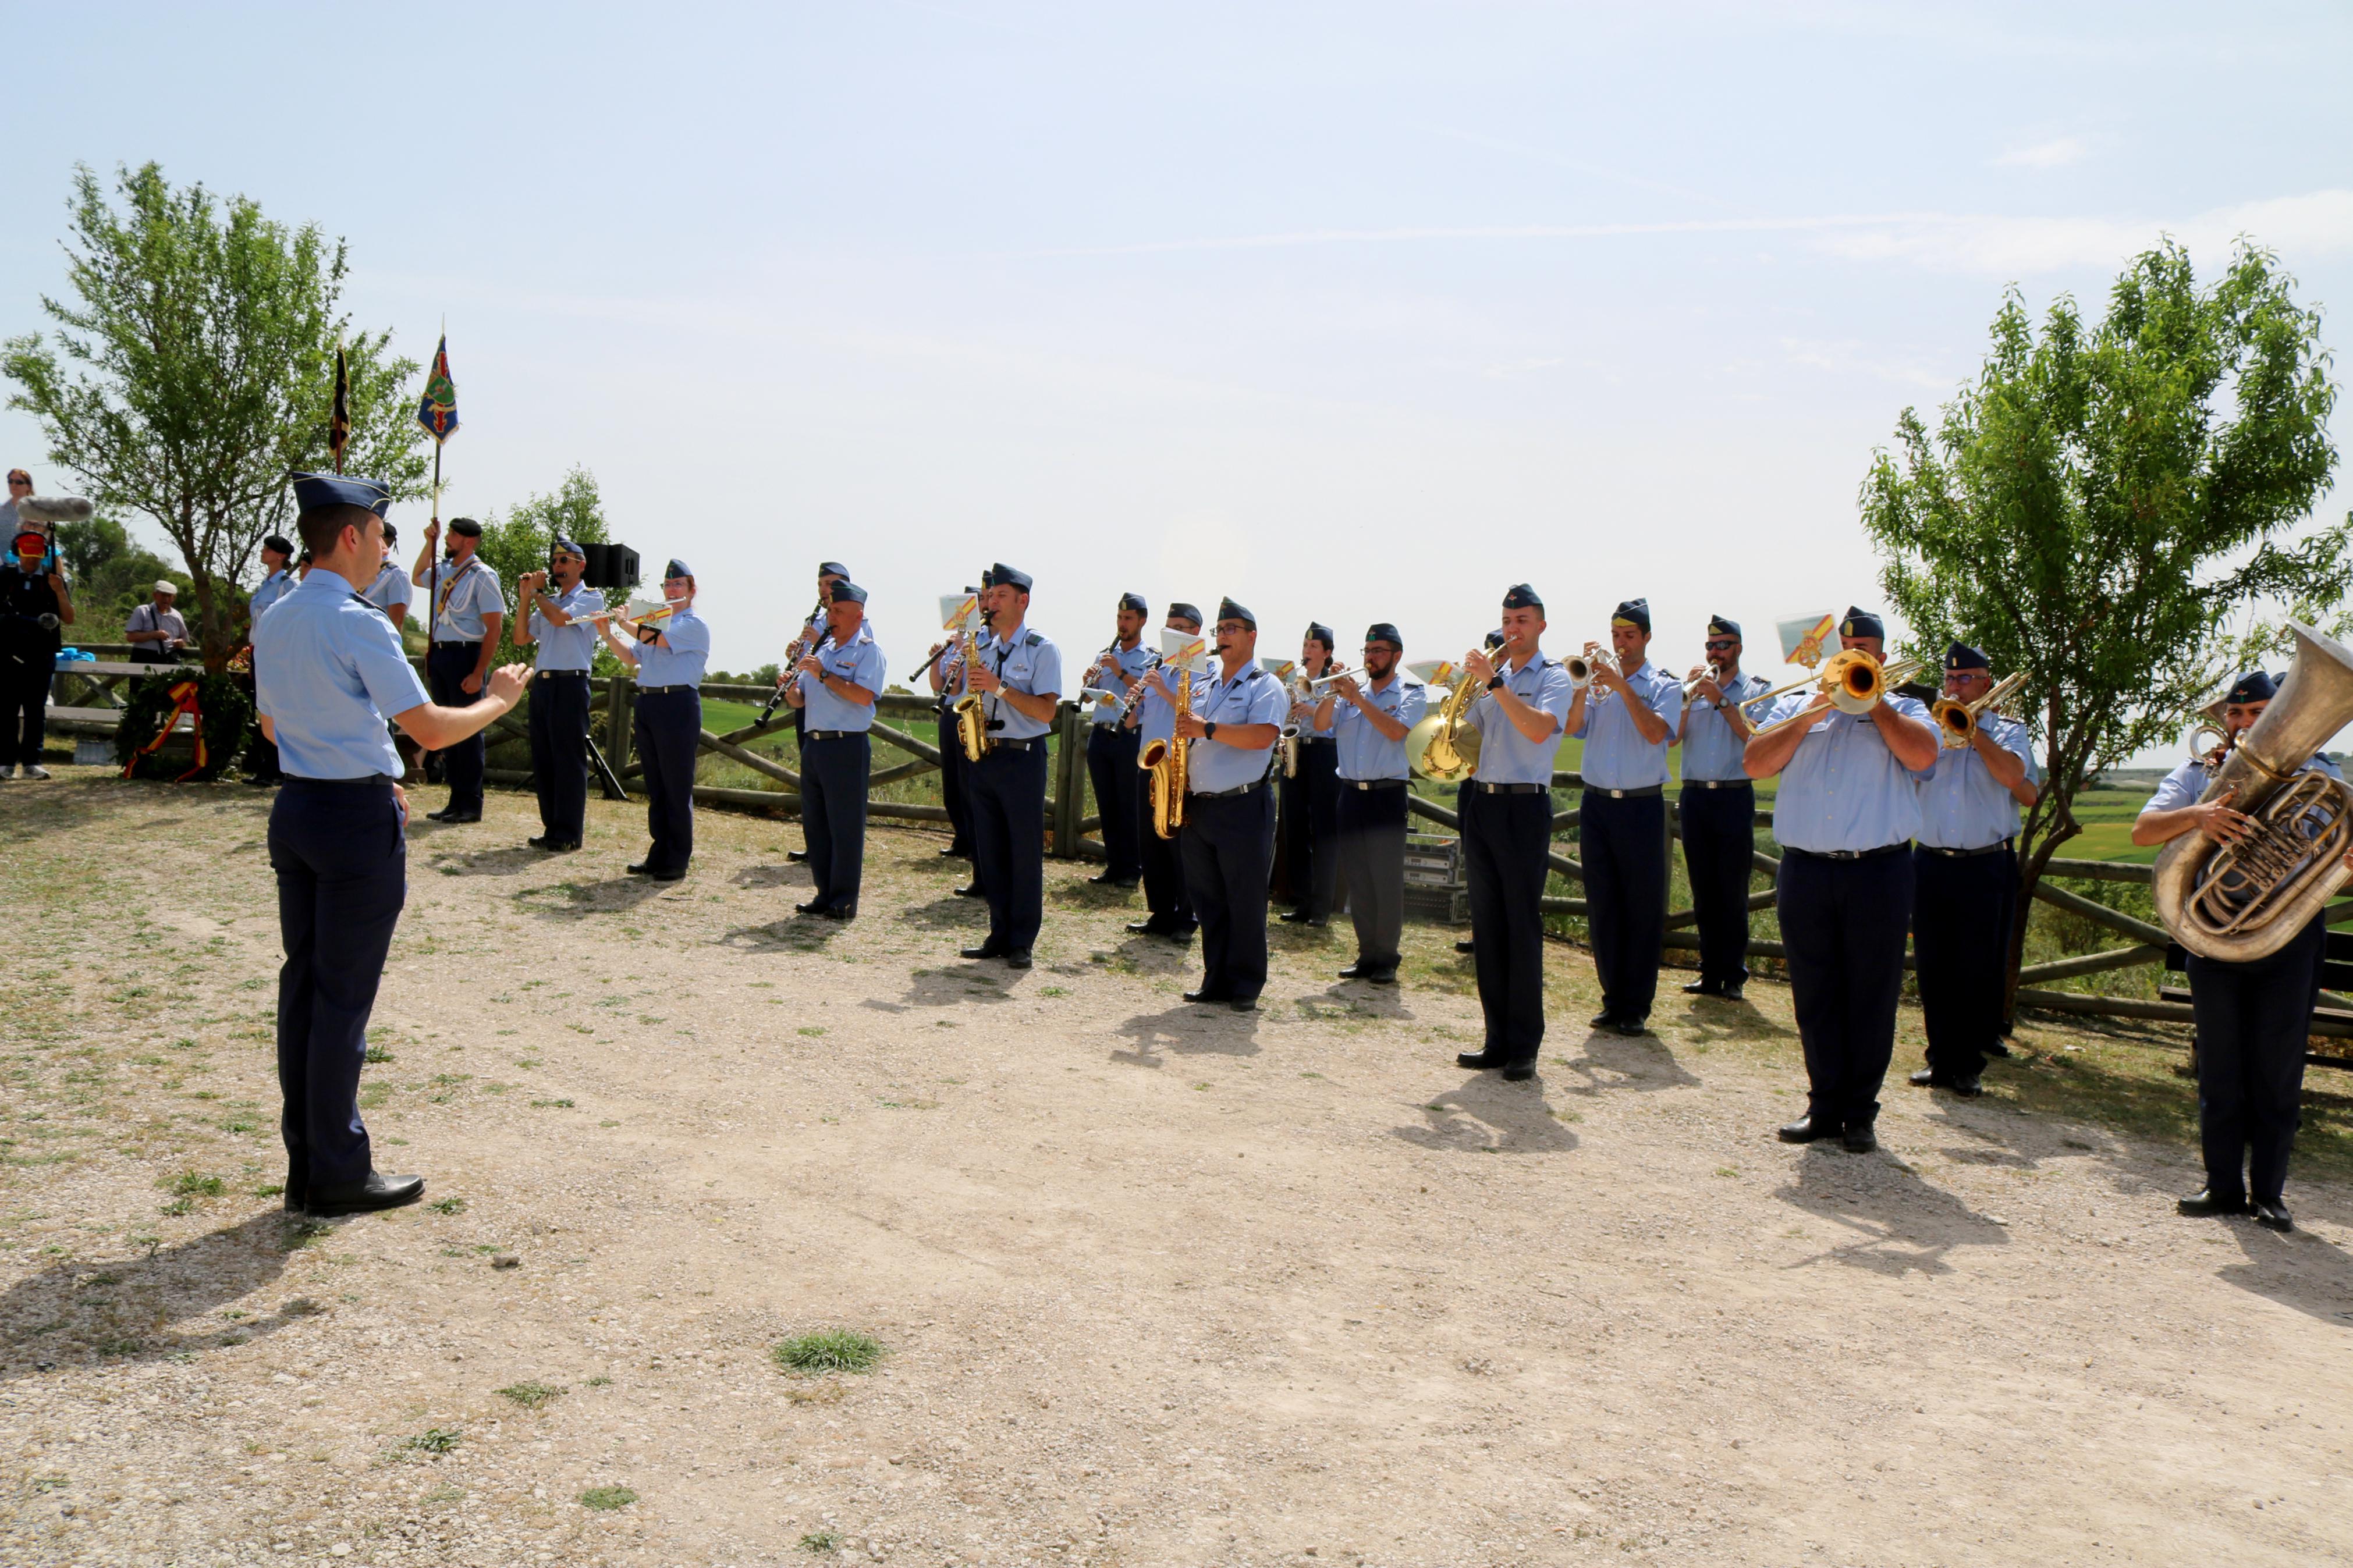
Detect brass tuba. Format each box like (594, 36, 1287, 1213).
(1138, 664, 1193, 838)
(2154, 623, 2353, 962)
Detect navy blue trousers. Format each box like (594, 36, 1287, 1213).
(269, 777, 406, 1193)
(1463, 787, 1552, 1063)
(801, 731, 871, 912)
(1582, 790, 1667, 1022)
(634, 687, 700, 874)
(1777, 847, 1914, 1129)
(1087, 724, 1144, 881)
(2187, 916, 2323, 1204)
(1336, 782, 1408, 970)
(1678, 784, 1756, 988)
(425, 641, 487, 812)
(939, 702, 974, 856)
(1181, 784, 1276, 1000)
(1279, 741, 1342, 916)
(527, 671, 591, 842)
(970, 742, 1048, 951)
(1141, 815, 1195, 933)
(1912, 845, 2017, 1080)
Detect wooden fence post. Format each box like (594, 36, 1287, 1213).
(607, 674, 634, 774)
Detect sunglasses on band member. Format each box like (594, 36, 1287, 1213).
(1704, 638, 1738, 650)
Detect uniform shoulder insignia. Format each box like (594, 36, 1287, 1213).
(1023, 630, 1043, 646)
(346, 592, 387, 619)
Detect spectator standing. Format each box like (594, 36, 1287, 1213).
(1, 528, 72, 778)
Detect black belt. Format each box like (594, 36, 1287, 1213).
(638, 684, 695, 694)
(1300, 735, 1334, 745)
(1190, 778, 1267, 799)
(283, 774, 392, 789)
(1584, 784, 1663, 799)
(983, 738, 1036, 752)
(432, 639, 483, 649)
(803, 729, 867, 742)
(1468, 781, 1546, 794)
(535, 669, 588, 681)
(1787, 842, 1908, 862)
(1682, 778, 1750, 790)
(1342, 778, 1407, 791)
(1919, 838, 2014, 859)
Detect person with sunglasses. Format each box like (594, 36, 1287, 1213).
(2, 527, 72, 779)
(1676, 615, 1773, 1000)
(1173, 598, 1287, 1010)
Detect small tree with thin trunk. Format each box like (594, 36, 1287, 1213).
(1861, 240, 2349, 1002)
(2, 162, 424, 670)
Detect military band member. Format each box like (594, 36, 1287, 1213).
(1279, 623, 1343, 926)
(961, 564, 1061, 969)
(2133, 670, 2343, 1232)
(787, 579, 886, 919)
(598, 560, 711, 881)
(1084, 592, 1156, 890)
(786, 561, 851, 863)
(240, 535, 299, 785)
(1315, 623, 1426, 984)
(1175, 598, 1286, 1010)
(1908, 643, 2039, 1097)
(1127, 602, 1204, 942)
(931, 581, 984, 864)
(361, 522, 414, 628)
(256, 471, 527, 1214)
(1745, 608, 1939, 1153)
(1567, 598, 1682, 1035)
(1676, 615, 1771, 1000)
(412, 515, 506, 823)
(512, 537, 604, 854)
(1456, 587, 1574, 1080)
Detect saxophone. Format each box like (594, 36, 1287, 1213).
(952, 627, 992, 763)
(1138, 665, 1193, 839)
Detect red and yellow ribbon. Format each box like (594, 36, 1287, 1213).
(123, 678, 207, 782)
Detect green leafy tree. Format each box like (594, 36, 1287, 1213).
(1862, 240, 2348, 997)
(2, 162, 425, 669)
(455, 466, 627, 674)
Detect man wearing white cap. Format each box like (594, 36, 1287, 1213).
(126, 580, 192, 665)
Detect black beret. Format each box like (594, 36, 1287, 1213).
(818, 561, 850, 579)
(1840, 606, 1884, 639)
(1501, 583, 1542, 611)
(1218, 596, 1255, 630)
(829, 579, 869, 606)
(2226, 669, 2278, 705)
(1945, 642, 1989, 672)
(1364, 623, 1403, 650)
(445, 515, 482, 538)
(1305, 622, 1335, 647)
(379, 522, 398, 545)
(1167, 602, 1202, 628)
(1119, 591, 1148, 614)
(1611, 598, 1651, 632)
(261, 534, 296, 556)
(992, 562, 1034, 592)
(1706, 614, 1740, 639)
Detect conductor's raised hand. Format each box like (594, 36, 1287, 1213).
(486, 664, 530, 705)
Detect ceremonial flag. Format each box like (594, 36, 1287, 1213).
(328, 346, 352, 474)
(1777, 611, 1837, 668)
(416, 334, 459, 443)
(1406, 659, 1461, 688)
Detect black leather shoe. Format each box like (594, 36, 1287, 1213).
(626, 861, 655, 876)
(1985, 1038, 2014, 1059)
(1337, 961, 1379, 980)
(649, 867, 684, 882)
(821, 905, 855, 921)
(1127, 920, 1167, 935)
(1087, 873, 1138, 889)
(1589, 1011, 1620, 1030)
(1949, 1075, 1983, 1098)
(425, 806, 455, 821)
(2177, 1189, 2248, 1217)
(1718, 984, 1745, 1002)
(282, 1186, 307, 1214)
(1229, 996, 1258, 1013)
(953, 883, 984, 898)
(1681, 979, 1719, 997)
(1457, 1050, 1507, 1070)
(1454, 940, 1476, 955)
(1841, 1122, 1878, 1153)
(2252, 1200, 2294, 1232)
(541, 839, 580, 852)
(1183, 989, 1229, 1005)
(305, 1171, 425, 1217)
(1777, 1115, 1839, 1143)
(940, 845, 968, 858)
(794, 899, 829, 915)
(1607, 1018, 1649, 1038)
(960, 943, 1006, 961)
(1908, 1068, 1939, 1087)
(438, 810, 481, 824)
(1006, 950, 1034, 969)
(1501, 1062, 1537, 1083)
(787, 849, 810, 863)
(1279, 909, 1315, 924)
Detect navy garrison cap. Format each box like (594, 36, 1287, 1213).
(1945, 642, 1989, 672)
(979, 567, 995, 589)
(289, 471, 391, 519)
(1706, 614, 1740, 639)
(665, 557, 693, 579)
(1168, 602, 1202, 628)
(446, 515, 482, 538)
(2227, 670, 2278, 705)
(1501, 583, 1542, 611)
(1485, 628, 1506, 649)
(549, 536, 585, 560)
(1119, 591, 1148, 614)
(1306, 622, 1335, 648)
(1840, 606, 1884, 639)
(1364, 623, 1403, 650)
(992, 563, 1034, 592)
(818, 561, 849, 579)
(1218, 596, 1255, 630)
(1611, 598, 1651, 632)
(829, 579, 869, 606)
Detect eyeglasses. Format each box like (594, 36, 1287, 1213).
(1214, 621, 1248, 635)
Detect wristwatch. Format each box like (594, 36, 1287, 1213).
(1204, 721, 1219, 741)
(1487, 675, 1506, 691)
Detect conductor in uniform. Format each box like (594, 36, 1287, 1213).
(1279, 622, 1343, 926)
(786, 579, 886, 919)
(1127, 602, 1204, 943)
(256, 471, 526, 1214)
(1455, 585, 1574, 1080)
(1676, 616, 1771, 1000)
(2133, 669, 2342, 1232)
(598, 560, 711, 881)
(1908, 643, 2039, 1097)
(1175, 598, 1287, 1010)
(412, 516, 506, 823)
(961, 564, 1062, 969)
(1314, 623, 1426, 984)
(1083, 592, 1156, 890)
(1744, 608, 1939, 1153)
(1566, 598, 1682, 1036)
(512, 537, 603, 853)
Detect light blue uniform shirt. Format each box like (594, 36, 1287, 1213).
(363, 563, 414, 615)
(1917, 714, 2040, 849)
(1570, 659, 1682, 790)
(249, 568, 295, 621)
(253, 571, 431, 780)
(982, 624, 1063, 742)
(1766, 694, 1934, 854)
(1187, 663, 1287, 793)
(635, 606, 710, 688)
(428, 556, 505, 641)
(799, 624, 887, 732)
(1133, 666, 1184, 746)
(1319, 675, 1427, 781)
(1087, 642, 1159, 726)
(1467, 653, 1575, 787)
(1680, 669, 1773, 782)
(2143, 752, 2342, 816)
(527, 581, 603, 673)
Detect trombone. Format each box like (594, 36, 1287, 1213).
(1930, 670, 2028, 748)
(1746, 649, 1926, 738)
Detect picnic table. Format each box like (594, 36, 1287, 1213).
(48, 656, 207, 737)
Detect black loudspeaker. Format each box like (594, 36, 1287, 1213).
(581, 543, 640, 590)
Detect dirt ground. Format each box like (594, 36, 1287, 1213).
(1, 772, 2349, 1567)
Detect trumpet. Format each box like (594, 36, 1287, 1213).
(1930, 670, 2029, 748)
(1681, 660, 1726, 705)
(579, 599, 677, 630)
(1746, 649, 1926, 738)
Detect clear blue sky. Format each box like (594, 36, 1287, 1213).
(4, 2, 2349, 759)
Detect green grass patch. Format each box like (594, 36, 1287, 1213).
(579, 1485, 637, 1510)
(403, 1427, 462, 1454)
(497, 1380, 565, 1410)
(771, 1328, 886, 1376)
(165, 1171, 225, 1197)
(799, 1530, 843, 1553)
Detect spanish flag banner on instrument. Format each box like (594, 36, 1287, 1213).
(1159, 626, 1210, 672)
(1261, 657, 1298, 683)
(1777, 612, 1837, 668)
(415, 335, 459, 443)
(1404, 659, 1461, 688)
(938, 593, 980, 634)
